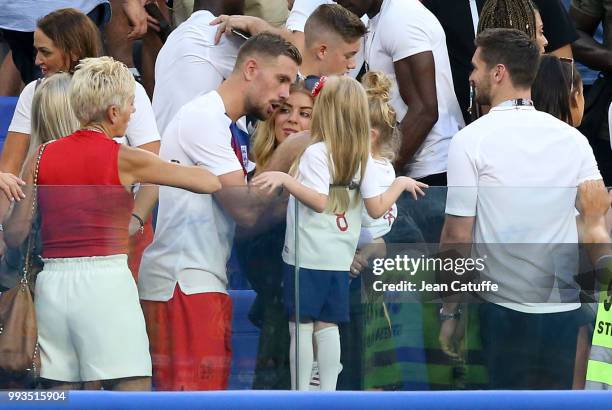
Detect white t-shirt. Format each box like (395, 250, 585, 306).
(152, 10, 243, 135)
(445, 104, 601, 314)
(286, 0, 334, 32)
(286, 0, 367, 79)
(138, 91, 242, 301)
(9, 79, 160, 148)
(364, 0, 464, 179)
(282, 142, 382, 271)
(358, 158, 397, 248)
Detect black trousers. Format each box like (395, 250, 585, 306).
(479, 303, 580, 390)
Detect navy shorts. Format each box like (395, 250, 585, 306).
(282, 263, 350, 323)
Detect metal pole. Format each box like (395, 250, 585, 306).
(294, 198, 301, 390)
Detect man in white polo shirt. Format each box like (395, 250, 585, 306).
(139, 33, 300, 391)
(439, 29, 601, 389)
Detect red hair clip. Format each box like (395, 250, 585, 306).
(311, 76, 327, 98)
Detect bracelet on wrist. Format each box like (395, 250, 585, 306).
(439, 307, 462, 321)
(131, 213, 145, 233)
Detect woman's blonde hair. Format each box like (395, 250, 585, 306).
(307, 76, 370, 213)
(69, 56, 134, 125)
(361, 71, 399, 161)
(252, 80, 313, 170)
(30, 73, 80, 158)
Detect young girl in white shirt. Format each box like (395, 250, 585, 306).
(253, 75, 427, 391)
(348, 71, 403, 390)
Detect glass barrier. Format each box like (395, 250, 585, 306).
(0, 185, 610, 392)
(293, 186, 611, 392)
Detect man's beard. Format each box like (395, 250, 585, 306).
(475, 79, 492, 106)
(245, 94, 272, 122)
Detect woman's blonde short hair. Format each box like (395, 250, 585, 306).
(69, 56, 135, 125)
(31, 73, 80, 153)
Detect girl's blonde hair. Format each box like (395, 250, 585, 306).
(252, 80, 313, 169)
(30, 72, 80, 158)
(308, 76, 371, 213)
(361, 71, 399, 161)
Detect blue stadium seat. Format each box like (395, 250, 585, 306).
(229, 289, 260, 390)
(0, 96, 18, 153)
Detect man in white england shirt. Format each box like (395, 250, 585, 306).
(439, 29, 601, 389)
(138, 33, 300, 391)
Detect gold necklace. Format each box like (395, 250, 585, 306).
(83, 124, 106, 134)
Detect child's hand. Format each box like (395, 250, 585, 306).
(399, 176, 428, 200)
(350, 251, 369, 278)
(251, 171, 289, 195)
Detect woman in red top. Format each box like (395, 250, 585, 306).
(6, 57, 220, 390)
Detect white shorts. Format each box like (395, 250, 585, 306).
(35, 254, 152, 382)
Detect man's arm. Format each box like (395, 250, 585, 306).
(115, 0, 149, 40)
(577, 180, 612, 266)
(235, 133, 312, 237)
(211, 15, 296, 45)
(213, 170, 273, 228)
(570, 6, 612, 72)
(394, 51, 439, 172)
(258, 131, 311, 175)
(438, 214, 475, 358)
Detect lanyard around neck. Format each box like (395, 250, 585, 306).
(495, 99, 534, 109)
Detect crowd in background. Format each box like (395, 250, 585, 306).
(0, 0, 611, 394)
